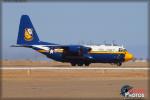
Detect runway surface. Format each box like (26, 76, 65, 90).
(1, 67, 150, 70)
(1, 62, 150, 99)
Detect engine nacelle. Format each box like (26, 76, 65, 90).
(68, 45, 91, 54)
(62, 45, 93, 61)
(68, 46, 81, 53)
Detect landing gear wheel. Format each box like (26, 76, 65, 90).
(84, 63, 90, 66)
(77, 63, 83, 66)
(71, 63, 76, 66)
(117, 62, 122, 66)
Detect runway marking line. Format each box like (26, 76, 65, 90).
(0, 67, 150, 70)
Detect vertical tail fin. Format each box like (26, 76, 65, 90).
(17, 15, 40, 45)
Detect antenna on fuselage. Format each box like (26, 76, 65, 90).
(103, 41, 106, 45)
(112, 40, 117, 46)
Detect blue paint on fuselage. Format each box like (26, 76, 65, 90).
(38, 51, 125, 63)
(46, 53, 63, 62)
(90, 53, 125, 63)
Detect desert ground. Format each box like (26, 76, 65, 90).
(1, 60, 149, 67)
(0, 60, 149, 100)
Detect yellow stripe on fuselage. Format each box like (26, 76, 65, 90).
(37, 49, 63, 53)
(37, 50, 48, 53)
(54, 49, 63, 53)
(54, 49, 126, 54)
(37, 49, 126, 54)
(89, 51, 125, 54)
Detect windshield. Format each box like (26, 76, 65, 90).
(119, 48, 127, 52)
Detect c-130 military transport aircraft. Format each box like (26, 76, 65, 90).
(12, 15, 134, 66)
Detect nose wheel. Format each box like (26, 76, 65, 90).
(116, 62, 122, 66)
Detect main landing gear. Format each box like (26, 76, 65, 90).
(70, 63, 90, 66)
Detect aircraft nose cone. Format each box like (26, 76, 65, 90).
(125, 52, 134, 61)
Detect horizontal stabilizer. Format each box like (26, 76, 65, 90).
(11, 45, 32, 47)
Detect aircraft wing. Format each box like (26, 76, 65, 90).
(46, 45, 94, 61)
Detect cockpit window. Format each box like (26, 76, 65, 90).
(124, 49, 127, 52)
(119, 48, 122, 52)
(119, 48, 127, 52)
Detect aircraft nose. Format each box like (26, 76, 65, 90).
(125, 52, 134, 62)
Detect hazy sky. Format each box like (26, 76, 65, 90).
(2, 2, 148, 60)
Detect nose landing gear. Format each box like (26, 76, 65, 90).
(116, 62, 122, 66)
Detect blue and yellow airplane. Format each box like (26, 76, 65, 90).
(12, 15, 134, 66)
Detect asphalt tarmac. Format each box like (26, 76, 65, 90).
(1, 62, 149, 100)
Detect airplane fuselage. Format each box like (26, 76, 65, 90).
(31, 44, 133, 66)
